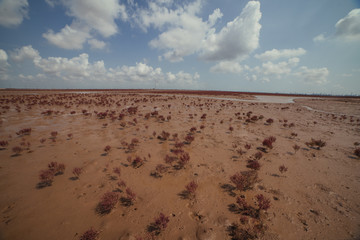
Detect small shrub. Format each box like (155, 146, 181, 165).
(253, 152, 263, 160)
(279, 165, 288, 174)
(355, 148, 360, 158)
(179, 152, 190, 168)
(306, 139, 326, 150)
(40, 138, 46, 144)
(104, 145, 111, 153)
(184, 134, 194, 144)
(16, 128, 32, 136)
(0, 140, 8, 149)
(266, 118, 274, 124)
(244, 143, 251, 150)
(39, 169, 55, 186)
(50, 131, 58, 138)
(125, 187, 136, 203)
(12, 146, 23, 155)
(262, 136, 276, 149)
(293, 144, 300, 153)
(236, 196, 249, 210)
(79, 227, 99, 240)
(256, 194, 271, 211)
(229, 126, 234, 132)
(154, 213, 170, 230)
(72, 167, 83, 179)
(97, 192, 119, 214)
(247, 160, 260, 170)
(113, 167, 121, 177)
(230, 171, 258, 191)
(185, 180, 198, 197)
(48, 162, 65, 175)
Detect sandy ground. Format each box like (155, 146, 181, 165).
(0, 90, 359, 240)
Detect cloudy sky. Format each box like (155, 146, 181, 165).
(0, 0, 359, 94)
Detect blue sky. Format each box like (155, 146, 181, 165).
(0, 0, 359, 94)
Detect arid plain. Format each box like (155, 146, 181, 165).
(0, 90, 359, 240)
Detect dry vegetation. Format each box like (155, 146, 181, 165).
(0, 89, 359, 240)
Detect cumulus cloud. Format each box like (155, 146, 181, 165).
(260, 58, 299, 76)
(5, 45, 199, 87)
(294, 66, 329, 84)
(0, 0, 28, 28)
(0, 49, 10, 80)
(88, 39, 106, 50)
(210, 61, 243, 74)
(43, 0, 127, 49)
(200, 1, 261, 61)
(10, 45, 40, 61)
(43, 22, 91, 50)
(255, 48, 306, 61)
(335, 8, 360, 41)
(313, 33, 326, 43)
(138, 0, 261, 62)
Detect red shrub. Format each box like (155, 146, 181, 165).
(50, 131, 58, 138)
(12, 146, 23, 155)
(256, 194, 271, 211)
(306, 139, 326, 150)
(16, 128, 32, 136)
(72, 167, 83, 179)
(39, 169, 55, 186)
(113, 167, 121, 177)
(104, 145, 111, 153)
(0, 140, 8, 148)
(279, 165, 288, 174)
(355, 148, 360, 158)
(97, 192, 119, 214)
(179, 152, 190, 167)
(262, 136, 276, 149)
(79, 227, 99, 240)
(236, 197, 249, 210)
(154, 213, 170, 230)
(184, 134, 194, 144)
(185, 180, 198, 195)
(247, 160, 260, 170)
(126, 187, 136, 202)
(230, 171, 258, 191)
(293, 144, 300, 153)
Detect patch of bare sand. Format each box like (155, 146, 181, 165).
(0, 91, 359, 240)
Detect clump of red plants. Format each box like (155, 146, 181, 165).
(72, 167, 83, 180)
(247, 160, 260, 170)
(279, 165, 288, 174)
(97, 192, 119, 214)
(230, 171, 258, 191)
(16, 128, 32, 136)
(262, 136, 276, 150)
(293, 144, 300, 153)
(38, 161, 66, 188)
(127, 156, 146, 168)
(0, 140, 8, 150)
(103, 145, 111, 155)
(148, 213, 170, 236)
(355, 148, 360, 158)
(79, 227, 99, 240)
(151, 164, 168, 178)
(185, 180, 198, 199)
(305, 138, 326, 150)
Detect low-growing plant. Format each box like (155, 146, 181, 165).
(50, 131, 58, 139)
(256, 194, 271, 211)
(72, 167, 83, 179)
(48, 162, 65, 175)
(253, 152, 263, 160)
(184, 134, 194, 144)
(293, 144, 300, 153)
(79, 227, 99, 240)
(179, 152, 190, 168)
(97, 192, 119, 214)
(0, 140, 8, 149)
(247, 160, 260, 170)
(113, 167, 121, 178)
(104, 145, 111, 154)
(185, 180, 198, 198)
(153, 213, 170, 232)
(262, 136, 276, 149)
(12, 146, 23, 155)
(230, 171, 258, 191)
(39, 169, 55, 187)
(16, 128, 32, 136)
(306, 139, 326, 150)
(125, 187, 136, 204)
(279, 165, 288, 174)
(355, 148, 360, 158)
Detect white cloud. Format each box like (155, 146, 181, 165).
(43, 22, 91, 50)
(294, 66, 329, 84)
(200, 1, 261, 61)
(255, 48, 306, 61)
(43, 0, 127, 49)
(10, 45, 40, 61)
(210, 61, 243, 74)
(313, 33, 326, 43)
(0, 0, 28, 28)
(0, 49, 10, 80)
(5, 45, 199, 87)
(335, 8, 360, 41)
(138, 0, 261, 62)
(62, 0, 127, 37)
(88, 39, 106, 49)
(260, 57, 299, 76)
